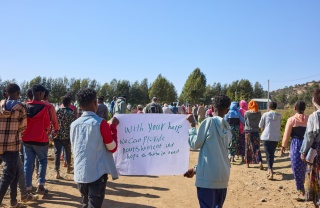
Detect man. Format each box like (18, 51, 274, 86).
(96, 96, 108, 120)
(22, 84, 51, 195)
(0, 83, 27, 207)
(145, 97, 163, 114)
(109, 96, 116, 117)
(113, 96, 126, 114)
(162, 103, 173, 114)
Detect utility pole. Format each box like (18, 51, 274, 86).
(267, 79, 270, 111)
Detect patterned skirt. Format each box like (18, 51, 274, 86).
(238, 133, 245, 157)
(228, 125, 240, 157)
(290, 137, 306, 191)
(305, 141, 320, 204)
(245, 132, 262, 164)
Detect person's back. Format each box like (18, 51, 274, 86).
(197, 105, 206, 119)
(96, 97, 108, 120)
(171, 104, 178, 114)
(145, 97, 163, 114)
(113, 96, 126, 114)
(244, 111, 261, 132)
(259, 110, 281, 142)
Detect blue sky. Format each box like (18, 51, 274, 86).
(0, 0, 319, 94)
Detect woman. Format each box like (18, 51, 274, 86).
(239, 100, 248, 162)
(301, 88, 320, 207)
(259, 101, 281, 180)
(225, 101, 244, 162)
(245, 100, 263, 169)
(281, 101, 308, 201)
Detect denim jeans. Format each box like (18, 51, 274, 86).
(17, 154, 27, 196)
(263, 140, 278, 170)
(77, 174, 108, 208)
(23, 143, 48, 189)
(0, 151, 20, 204)
(54, 139, 71, 171)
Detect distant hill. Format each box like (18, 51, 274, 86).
(270, 80, 320, 106)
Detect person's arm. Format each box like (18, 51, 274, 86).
(100, 118, 119, 153)
(188, 115, 209, 150)
(300, 114, 315, 157)
(121, 102, 126, 114)
(50, 105, 60, 131)
(239, 111, 245, 124)
(44, 106, 51, 134)
(259, 113, 265, 131)
(104, 107, 109, 120)
(281, 117, 293, 154)
(18, 105, 27, 137)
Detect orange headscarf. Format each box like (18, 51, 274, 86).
(248, 100, 259, 112)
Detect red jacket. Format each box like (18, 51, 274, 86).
(22, 100, 50, 145)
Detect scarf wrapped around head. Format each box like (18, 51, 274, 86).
(309, 97, 320, 138)
(248, 100, 258, 112)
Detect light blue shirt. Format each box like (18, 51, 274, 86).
(189, 116, 232, 189)
(70, 111, 118, 183)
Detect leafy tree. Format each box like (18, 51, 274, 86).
(180, 68, 206, 104)
(51, 78, 67, 103)
(227, 80, 239, 101)
(139, 78, 150, 105)
(149, 74, 177, 104)
(253, 81, 264, 98)
(238, 79, 253, 101)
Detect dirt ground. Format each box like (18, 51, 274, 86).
(1, 146, 316, 208)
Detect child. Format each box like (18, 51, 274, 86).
(54, 95, 76, 179)
(259, 101, 281, 180)
(281, 101, 308, 200)
(185, 95, 232, 208)
(70, 88, 119, 208)
(0, 83, 27, 207)
(22, 84, 51, 194)
(224, 101, 245, 162)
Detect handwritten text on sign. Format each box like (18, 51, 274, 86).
(113, 114, 190, 175)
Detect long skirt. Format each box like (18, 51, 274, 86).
(238, 133, 245, 157)
(245, 132, 262, 164)
(290, 137, 306, 191)
(305, 141, 320, 204)
(228, 125, 239, 157)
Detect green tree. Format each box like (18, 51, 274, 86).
(253, 81, 264, 98)
(149, 74, 177, 104)
(180, 68, 206, 104)
(227, 80, 239, 101)
(238, 79, 253, 101)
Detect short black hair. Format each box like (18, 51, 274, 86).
(44, 89, 50, 98)
(313, 88, 320, 106)
(269, 101, 277, 110)
(295, 100, 306, 114)
(5, 83, 20, 94)
(62, 95, 72, 107)
(76, 88, 97, 108)
(212, 95, 231, 110)
(32, 84, 46, 93)
(98, 95, 104, 101)
(26, 88, 33, 100)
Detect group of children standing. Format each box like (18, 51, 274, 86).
(0, 83, 119, 208)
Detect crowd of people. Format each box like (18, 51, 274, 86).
(1, 82, 320, 208)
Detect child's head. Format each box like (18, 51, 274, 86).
(32, 84, 46, 101)
(295, 100, 306, 114)
(313, 88, 320, 107)
(62, 95, 72, 108)
(212, 95, 231, 117)
(43, 89, 50, 101)
(137, 105, 143, 111)
(76, 88, 97, 111)
(26, 88, 33, 101)
(5, 83, 20, 100)
(269, 101, 277, 110)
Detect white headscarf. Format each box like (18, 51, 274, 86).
(310, 98, 320, 137)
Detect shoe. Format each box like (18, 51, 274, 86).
(36, 185, 49, 195)
(21, 192, 38, 202)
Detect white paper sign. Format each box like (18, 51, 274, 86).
(113, 114, 190, 176)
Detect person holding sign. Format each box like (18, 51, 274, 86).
(185, 95, 232, 208)
(70, 88, 119, 208)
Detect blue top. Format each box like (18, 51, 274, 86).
(224, 102, 245, 124)
(5, 100, 19, 111)
(189, 116, 232, 189)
